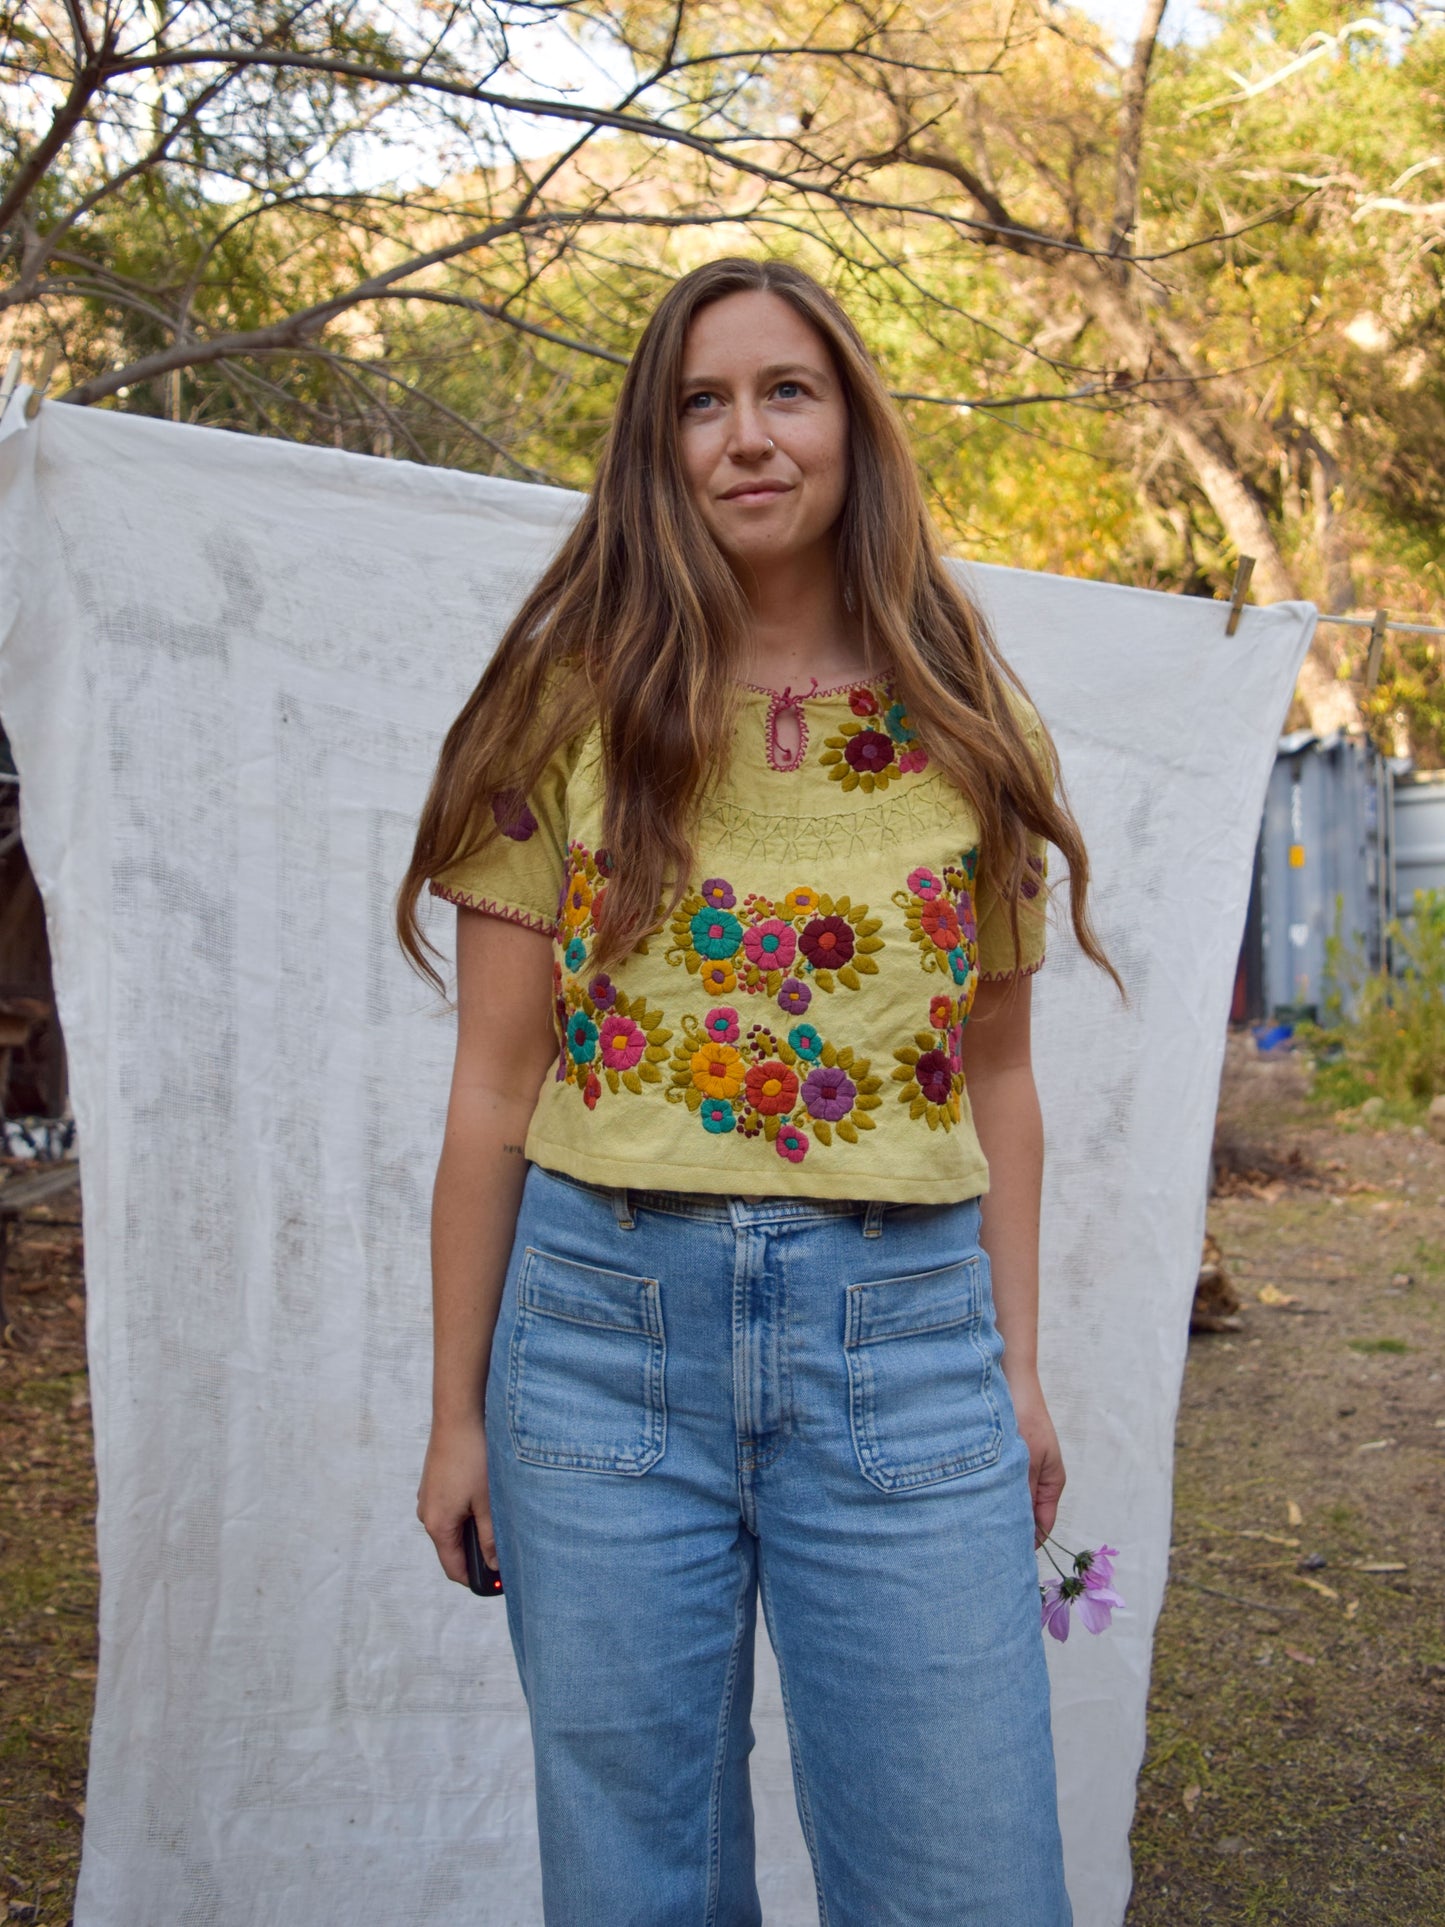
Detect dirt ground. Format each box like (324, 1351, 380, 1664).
(0, 1034, 1441, 1923)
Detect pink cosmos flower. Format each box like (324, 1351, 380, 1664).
(1040, 1581, 1075, 1642)
(1074, 1584, 1126, 1635)
(1039, 1539, 1125, 1641)
(1079, 1544, 1119, 1589)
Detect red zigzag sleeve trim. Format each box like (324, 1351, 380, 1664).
(978, 956, 1046, 983)
(428, 880, 558, 938)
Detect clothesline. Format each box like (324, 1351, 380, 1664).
(4, 360, 1442, 651)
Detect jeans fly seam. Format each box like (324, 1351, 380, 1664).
(758, 1560, 831, 1927)
(704, 1543, 756, 1927)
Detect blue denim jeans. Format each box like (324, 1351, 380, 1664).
(486, 1162, 1072, 1927)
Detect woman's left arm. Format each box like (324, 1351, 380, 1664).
(960, 973, 1064, 1548)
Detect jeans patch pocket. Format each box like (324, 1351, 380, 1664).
(507, 1247, 666, 1474)
(844, 1257, 1002, 1491)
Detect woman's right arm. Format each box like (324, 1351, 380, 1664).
(416, 905, 559, 1584)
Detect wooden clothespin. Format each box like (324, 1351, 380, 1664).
(0, 349, 22, 421)
(1363, 609, 1389, 693)
(1224, 555, 1256, 636)
(22, 343, 59, 420)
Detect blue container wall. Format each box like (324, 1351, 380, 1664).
(1258, 737, 1390, 1023)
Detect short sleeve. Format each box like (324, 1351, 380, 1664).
(974, 702, 1051, 980)
(428, 740, 572, 937)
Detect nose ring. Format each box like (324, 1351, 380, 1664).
(763, 438, 775, 453)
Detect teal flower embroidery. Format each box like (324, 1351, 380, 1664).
(690, 907, 744, 960)
(788, 1023, 824, 1061)
(564, 935, 587, 973)
(884, 700, 917, 745)
(701, 1097, 736, 1133)
(566, 1010, 599, 1063)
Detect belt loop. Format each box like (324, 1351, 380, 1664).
(862, 1199, 885, 1239)
(611, 1187, 636, 1231)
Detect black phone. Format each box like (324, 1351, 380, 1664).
(462, 1514, 504, 1597)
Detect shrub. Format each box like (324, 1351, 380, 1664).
(1305, 889, 1445, 1115)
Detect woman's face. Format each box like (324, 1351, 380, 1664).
(676, 289, 850, 575)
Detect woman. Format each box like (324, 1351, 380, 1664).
(399, 256, 1117, 1926)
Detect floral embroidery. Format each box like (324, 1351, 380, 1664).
(890, 852, 982, 1130)
(819, 688, 931, 791)
(666, 883, 883, 1011)
(667, 1014, 882, 1156)
(491, 790, 538, 841)
(551, 843, 670, 1105)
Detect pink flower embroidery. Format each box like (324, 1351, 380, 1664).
(907, 867, 943, 900)
(776, 1123, 809, 1162)
(743, 918, 797, 971)
(598, 1014, 646, 1072)
(704, 1006, 740, 1045)
(898, 748, 929, 775)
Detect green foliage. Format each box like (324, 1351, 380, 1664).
(1306, 888, 1445, 1113)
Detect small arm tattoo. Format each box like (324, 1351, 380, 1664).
(502, 1142, 526, 1156)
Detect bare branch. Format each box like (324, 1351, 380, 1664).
(1109, 0, 1169, 258)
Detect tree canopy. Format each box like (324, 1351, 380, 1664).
(3, 0, 1443, 754)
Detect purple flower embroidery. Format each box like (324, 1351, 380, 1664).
(700, 877, 736, 910)
(491, 790, 537, 842)
(843, 729, 896, 775)
(588, 974, 618, 1012)
(914, 1049, 952, 1104)
(802, 1065, 857, 1122)
(777, 977, 812, 1016)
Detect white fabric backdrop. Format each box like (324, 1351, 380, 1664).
(0, 398, 1314, 1926)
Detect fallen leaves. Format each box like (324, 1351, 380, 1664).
(1257, 1283, 1301, 1308)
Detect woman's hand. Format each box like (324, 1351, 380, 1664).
(417, 1412, 496, 1584)
(1007, 1371, 1066, 1548)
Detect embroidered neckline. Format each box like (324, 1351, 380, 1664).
(738, 673, 893, 774)
(738, 672, 889, 703)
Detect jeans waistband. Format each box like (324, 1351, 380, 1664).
(533, 1163, 978, 1234)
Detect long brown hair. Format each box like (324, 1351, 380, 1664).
(398, 256, 1118, 997)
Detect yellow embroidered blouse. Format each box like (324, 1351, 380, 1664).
(430, 676, 1049, 1204)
